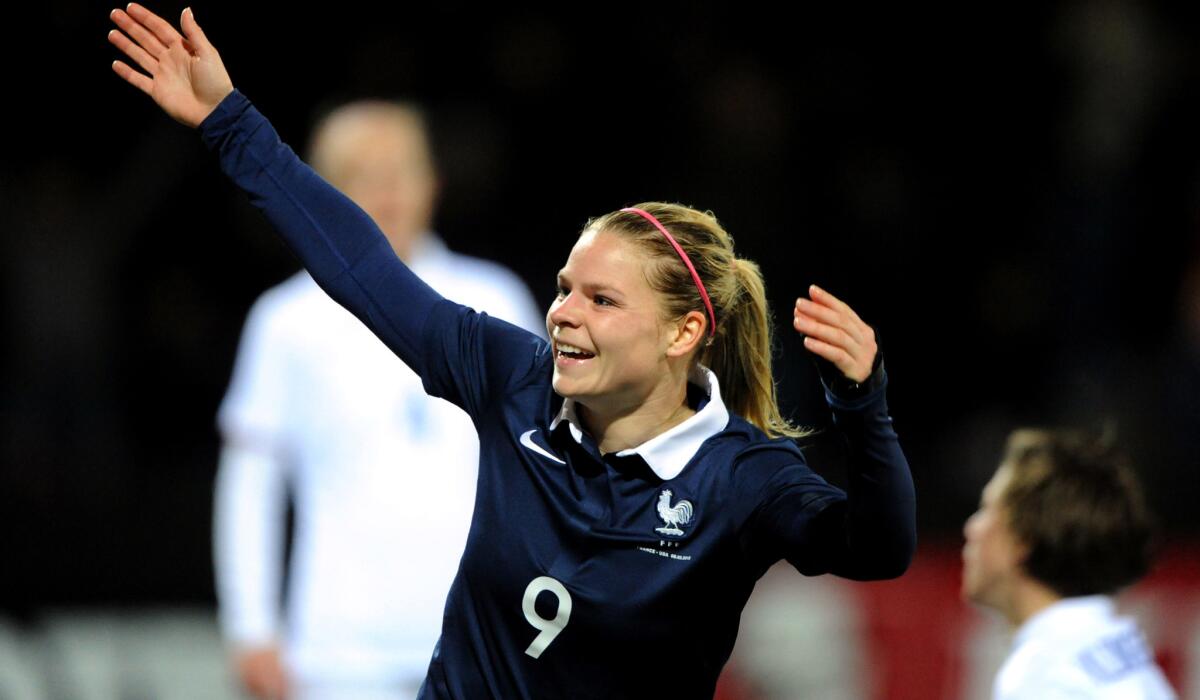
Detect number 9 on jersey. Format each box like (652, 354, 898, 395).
(522, 576, 572, 658)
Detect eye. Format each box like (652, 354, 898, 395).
(594, 295, 613, 307)
(554, 285, 567, 299)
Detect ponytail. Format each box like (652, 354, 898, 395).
(705, 258, 805, 438)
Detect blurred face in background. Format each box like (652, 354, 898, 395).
(309, 104, 438, 262)
(962, 464, 1027, 615)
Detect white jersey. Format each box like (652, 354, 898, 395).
(994, 596, 1176, 700)
(213, 235, 544, 686)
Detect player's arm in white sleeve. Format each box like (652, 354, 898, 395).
(212, 293, 292, 694)
(213, 443, 288, 646)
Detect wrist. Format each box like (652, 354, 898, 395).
(813, 325, 885, 401)
(821, 354, 885, 401)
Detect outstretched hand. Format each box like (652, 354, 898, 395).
(794, 284, 878, 384)
(109, 4, 233, 128)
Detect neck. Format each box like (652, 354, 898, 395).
(385, 228, 430, 263)
(1007, 577, 1062, 628)
(580, 374, 697, 455)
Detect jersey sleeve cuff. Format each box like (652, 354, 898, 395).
(822, 360, 888, 411)
(199, 89, 254, 151)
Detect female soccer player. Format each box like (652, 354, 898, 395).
(109, 5, 916, 698)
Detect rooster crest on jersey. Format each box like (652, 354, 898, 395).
(654, 489, 694, 536)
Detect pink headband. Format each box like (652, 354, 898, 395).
(620, 207, 716, 337)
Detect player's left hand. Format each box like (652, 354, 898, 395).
(793, 284, 877, 384)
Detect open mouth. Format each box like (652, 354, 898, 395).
(555, 342, 596, 360)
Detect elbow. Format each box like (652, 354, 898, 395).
(870, 499, 917, 580)
(874, 530, 917, 580)
(874, 546, 914, 580)
(824, 532, 916, 582)
(852, 530, 916, 581)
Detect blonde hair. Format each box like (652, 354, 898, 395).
(305, 100, 435, 188)
(585, 202, 806, 439)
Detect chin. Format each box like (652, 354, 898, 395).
(550, 372, 582, 401)
(960, 562, 980, 603)
(960, 578, 978, 604)
(961, 575, 1001, 612)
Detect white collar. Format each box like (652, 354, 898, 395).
(1014, 595, 1114, 648)
(549, 365, 730, 480)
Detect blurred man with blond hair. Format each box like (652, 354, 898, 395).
(213, 99, 543, 700)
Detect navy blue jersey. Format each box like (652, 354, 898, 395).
(200, 90, 916, 699)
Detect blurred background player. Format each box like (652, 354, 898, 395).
(212, 99, 544, 699)
(961, 428, 1177, 699)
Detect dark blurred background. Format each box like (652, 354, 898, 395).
(2, 2, 1198, 617)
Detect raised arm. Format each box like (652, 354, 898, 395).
(109, 6, 546, 414)
(780, 286, 916, 579)
(110, 4, 445, 368)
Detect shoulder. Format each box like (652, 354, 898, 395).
(719, 416, 827, 499)
(1002, 659, 1162, 700)
(447, 249, 525, 283)
(722, 415, 808, 473)
(713, 417, 846, 561)
(242, 272, 347, 338)
(428, 245, 530, 292)
(419, 244, 542, 329)
(245, 272, 321, 321)
(1072, 620, 1174, 698)
(1002, 611, 1172, 700)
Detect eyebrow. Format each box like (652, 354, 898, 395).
(555, 272, 625, 298)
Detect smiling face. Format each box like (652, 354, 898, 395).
(961, 464, 1028, 615)
(546, 228, 686, 416)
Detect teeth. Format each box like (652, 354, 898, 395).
(556, 342, 594, 357)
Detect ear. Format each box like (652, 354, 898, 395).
(1010, 538, 1030, 568)
(665, 310, 708, 359)
(1005, 520, 1032, 575)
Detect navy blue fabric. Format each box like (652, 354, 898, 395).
(200, 89, 916, 700)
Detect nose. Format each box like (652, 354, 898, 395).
(963, 512, 978, 541)
(548, 291, 580, 330)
